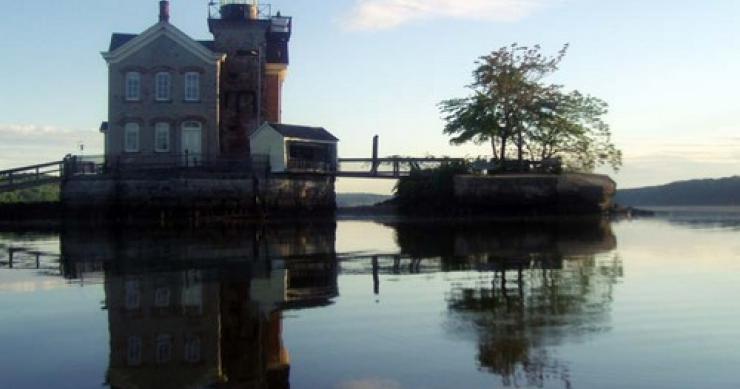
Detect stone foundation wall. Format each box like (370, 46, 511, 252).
(61, 174, 335, 215)
(258, 175, 336, 213)
(454, 173, 616, 214)
(62, 177, 255, 210)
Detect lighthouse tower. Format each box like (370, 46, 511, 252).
(208, 0, 292, 156)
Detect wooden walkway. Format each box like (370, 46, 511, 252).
(0, 161, 64, 194)
(0, 156, 470, 195)
(336, 157, 465, 179)
(0, 244, 61, 271)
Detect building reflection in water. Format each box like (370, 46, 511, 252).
(55, 218, 620, 388)
(60, 223, 338, 389)
(391, 219, 622, 387)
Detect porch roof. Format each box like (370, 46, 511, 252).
(268, 123, 338, 142)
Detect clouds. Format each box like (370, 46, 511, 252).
(621, 126, 740, 164)
(344, 0, 550, 30)
(610, 126, 740, 188)
(0, 124, 73, 136)
(0, 124, 102, 169)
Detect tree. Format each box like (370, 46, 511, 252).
(440, 44, 622, 172)
(528, 90, 622, 172)
(393, 160, 470, 212)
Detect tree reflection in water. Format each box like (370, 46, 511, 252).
(49, 218, 622, 388)
(391, 219, 622, 388)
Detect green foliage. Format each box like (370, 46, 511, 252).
(440, 43, 622, 172)
(0, 184, 60, 204)
(393, 160, 470, 211)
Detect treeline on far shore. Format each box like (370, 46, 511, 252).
(0, 184, 60, 204)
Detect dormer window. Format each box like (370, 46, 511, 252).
(155, 72, 171, 101)
(184, 72, 200, 102)
(125, 72, 141, 101)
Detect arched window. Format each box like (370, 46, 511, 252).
(154, 122, 170, 152)
(182, 121, 201, 131)
(184, 72, 200, 101)
(125, 72, 141, 101)
(155, 72, 171, 101)
(124, 123, 140, 153)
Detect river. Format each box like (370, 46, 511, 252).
(0, 208, 738, 388)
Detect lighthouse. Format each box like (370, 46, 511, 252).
(208, 0, 292, 157)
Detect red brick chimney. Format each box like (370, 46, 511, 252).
(159, 1, 170, 23)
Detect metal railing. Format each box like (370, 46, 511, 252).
(336, 157, 563, 178)
(473, 158, 563, 174)
(286, 159, 335, 173)
(63, 153, 271, 178)
(208, 1, 274, 20)
(64, 155, 105, 176)
(337, 157, 466, 178)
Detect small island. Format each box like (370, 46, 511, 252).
(355, 44, 622, 216)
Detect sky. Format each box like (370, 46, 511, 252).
(1, 0, 739, 193)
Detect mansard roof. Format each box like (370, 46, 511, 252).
(102, 22, 224, 65)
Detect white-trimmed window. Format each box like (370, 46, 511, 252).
(184, 336, 201, 363)
(127, 336, 142, 366)
(124, 123, 140, 153)
(182, 121, 202, 132)
(155, 335, 173, 364)
(184, 72, 200, 102)
(182, 270, 203, 314)
(154, 287, 171, 307)
(125, 72, 141, 101)
(124, 279, 141, 310)
(155, 72, 171, 101)
(154, 122, 171, 152)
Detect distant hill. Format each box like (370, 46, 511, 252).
(616, 176, 740, 206)
(336, 193, 391, 207)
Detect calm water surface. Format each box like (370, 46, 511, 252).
(1, 209, 739, 388)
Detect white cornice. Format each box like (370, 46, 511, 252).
(284, 137, 337, 144)
(101, 22, 225, 65)
(265, 63, 289, 81)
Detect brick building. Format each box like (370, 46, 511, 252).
(100, 1, 293, 169)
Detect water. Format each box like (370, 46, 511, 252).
(0, 210, 739, 388)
